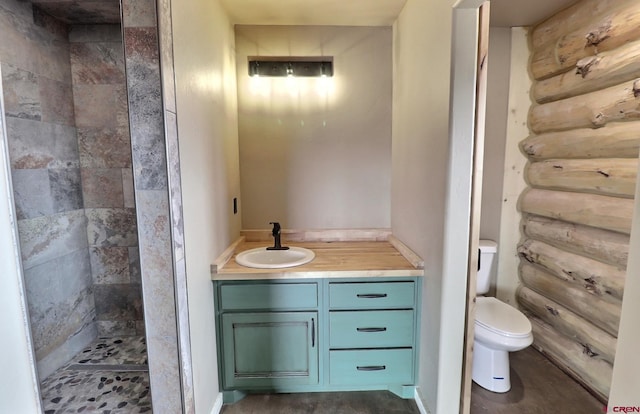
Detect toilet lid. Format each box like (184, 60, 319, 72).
(475, 297, 531, 338)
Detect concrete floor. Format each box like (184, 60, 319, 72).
(221, 347, 604, 414)
(470, 347, 604, 414)
(220, 391, 420, 414)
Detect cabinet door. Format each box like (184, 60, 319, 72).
(222, 312, 318, 389)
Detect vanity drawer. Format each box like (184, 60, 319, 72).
(329, 310, 414, 348)
(329, 349, 413, 385)
(329, 282, 415, 309)
(219, 283, 318, 310)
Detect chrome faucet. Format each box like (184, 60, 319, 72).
(267, 222, 289, 250)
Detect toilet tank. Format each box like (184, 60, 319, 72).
(477, 240, 498, 295)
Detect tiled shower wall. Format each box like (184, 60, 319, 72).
(69, 24, 143, 337)
(0, 2, 94, 379)
(1, 0, 143, 380)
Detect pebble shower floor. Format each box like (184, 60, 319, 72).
(40, 337, 151, 413)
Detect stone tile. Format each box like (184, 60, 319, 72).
(1, 63, 41, 120)
(122, 167, 135, 208)
(128, 246, 141, 284)
(31, 4, 69, 39)
(6, 117, 79, 169)
(39, 76, 75, 125)
(23, 248, 94, 359)
(73, 84, 119, 128)
(70, 41, 125, 85)
(124, 27, 167, 191)
(115, 84, 130, 129)
(96, 320, 138, 337)
(131, 130, 167, 191)
(136, 190, 176, 339)
(68, 336, 147, 366)
(33, 1, 122, 25)
(0, 2, 43, 76)
(49, 168, 83, 213)
(86, 208, 138, 247)
(77, 126, 131, 169)
(11, 168, 53, 219)
(165, 111, 183, 261)
(175, 258, 195, 413)
(135, 319, 146, 336)
(89, 246, 130, 284)
(36, 30, 72, 84)
(40, 368, 151, 414)
(157, 0, 176, 112)
(69, 24, 122, 44)
(94, 284, 143, 321)
(122, 0, 157, 28)
(82, 168, 124, 208)
(18, 209, 88, 269)
(145, 334, 181, 413)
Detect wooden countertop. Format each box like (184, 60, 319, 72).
(212, 237, 425, 281)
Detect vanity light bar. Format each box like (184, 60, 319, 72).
(248, 58, 333, 77)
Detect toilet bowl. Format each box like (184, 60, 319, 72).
(472, 296, 533, 392)
(472, 240, 533, 393)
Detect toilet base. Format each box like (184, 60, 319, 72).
(472, 341, 511, 393)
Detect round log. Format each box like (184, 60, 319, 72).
(531, 3, 640, 80)
(518, 286, 617, 364)
(531, 0, 639, 50)
(518, 238, 625, 301)
(529, 79, 640, 133)
(520, 262, 621, 336)
(521, 122, 640, 160)
(529, 316, 612, 401)
(534, 40, 640, 103)
(526, 158, 638, 198)
(522, 215, 629, 268)
(520, 188, 634, 234)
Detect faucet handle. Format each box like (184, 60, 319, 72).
(269, 221, 281, 234)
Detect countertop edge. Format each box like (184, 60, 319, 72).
(212, 269, 425, 281)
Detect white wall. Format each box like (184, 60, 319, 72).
(236, 26, 392, 229)
(392, 0, 455, 411)
(609, 158, 640, 407)
(0, 69, 42, 413)
(495, 28, 530, 306)
(171, 0, 241, 412)
(480, 27, 511, 245)
(235, 25, 392, 230)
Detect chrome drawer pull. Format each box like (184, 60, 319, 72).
(357, 365, 386, 371)
(356, 327, 387, 333)
(356, 293, 388, 299)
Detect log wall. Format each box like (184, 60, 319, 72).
(519, 0, 640, 400)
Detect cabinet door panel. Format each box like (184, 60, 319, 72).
(222, 312, 318, 388)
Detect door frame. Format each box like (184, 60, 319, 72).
(438, 1, 489, 413)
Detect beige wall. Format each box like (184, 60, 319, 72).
(172, 0, 240, 412)
(235, 25, 392, 230)
(480, 27, 511, 244)
(392, 0, 454, 411)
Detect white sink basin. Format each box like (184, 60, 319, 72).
(235, 246, 315, 269)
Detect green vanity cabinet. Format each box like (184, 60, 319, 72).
(214, 277, 421, 400)
(328, 281, 417, 389)
(221, 311, 318, 388)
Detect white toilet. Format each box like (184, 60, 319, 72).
(472, 240, 533, 393)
